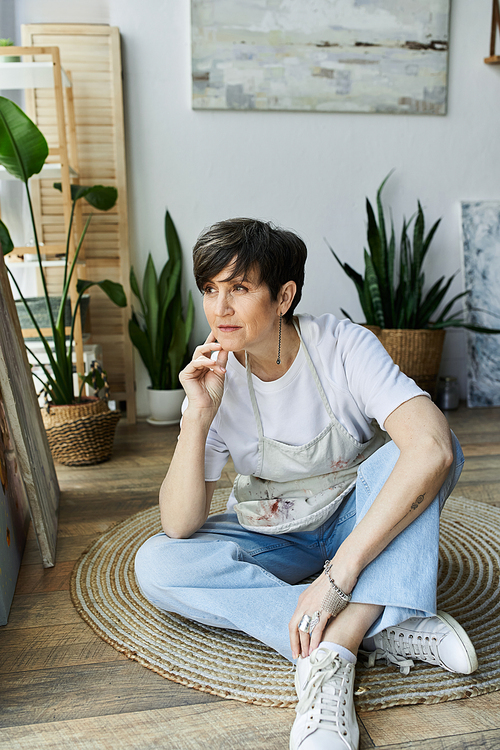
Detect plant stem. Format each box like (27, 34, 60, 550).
(62, 200, 76, 291)
(57, 214, 91, 332)
(24, 344, 67, 403)
(25, 181, 56, 334)
(7, 266, 59, 372)
(67, 287, 86, 377)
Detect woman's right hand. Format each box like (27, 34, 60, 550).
(179, 331, 229, 416)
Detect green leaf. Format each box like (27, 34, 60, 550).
(387, 218, 396, 326)
(340, 308, 353, 321)
(79, 367, 107, 396)
(167, 293, 195, 390)
(165, 210, 182, 266)
(142, 255, 159, 355)
(130, 266, 142, 304)
(7, 268, 62, 379)
(0, 219, 14, 255)
(364, 250, 385, 327)
(376, 170, 394, 254)
(184, 291, 195, 345)
(366, 198, 385, 286)
(421, 218, 441, 266)
(129, 317, 157, 386)
(0, 96, 48, 182)
(325, 241, 365, 288)
(419, 275, 454, 327)
(361, 280, 376, 325)
(433, 290, 469, 325)
(77, 278, 127, 307)
(168, 321, 187, 389)
(54, 183, 118, 211)
(80, 185, 118, 211)
(461, 323, 500, 334)
(159, 258, 181, 324)
(51, 325, 74, 401)
(26, 344, 69, 404)
(412, 201, 425, 274)
(54, 183, 90, 201)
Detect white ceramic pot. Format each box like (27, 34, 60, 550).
(147, 387, 185, 426)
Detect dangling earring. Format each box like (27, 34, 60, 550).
(276, 312, 282, 365)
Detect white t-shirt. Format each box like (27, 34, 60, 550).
(196, 313, 427, 482)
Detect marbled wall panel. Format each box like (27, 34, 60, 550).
(461, 202, 500, 408)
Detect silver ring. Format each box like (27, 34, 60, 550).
(309, 610, 321, 634)
(298, 614, 312, 633)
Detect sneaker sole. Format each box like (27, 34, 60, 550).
(436, 610, 478, 674)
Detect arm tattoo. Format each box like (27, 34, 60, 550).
(390, 493, 426, 532)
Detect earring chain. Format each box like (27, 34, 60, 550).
(276, 312, 282, 365)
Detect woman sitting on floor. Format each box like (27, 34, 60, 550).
(135, 218, 477, 750)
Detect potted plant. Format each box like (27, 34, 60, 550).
(327, 173, 500, 395)
(129, 210, 194, 425)
(0, 95, 127, 464)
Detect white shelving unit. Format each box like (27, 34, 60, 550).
(0, 164, 78, 180)
(0, 60, 72, 88)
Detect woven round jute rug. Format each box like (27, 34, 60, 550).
(70, 491, 500, 711)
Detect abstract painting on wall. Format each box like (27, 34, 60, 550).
(191, 0, 450, 114)
(461, 202, 500, 408)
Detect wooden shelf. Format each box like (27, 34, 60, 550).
(485, 55, 500, 63)
(6, 254, 85, 265)
(0, 45, 86, 380)
(0, 60, 72, 89)
(0, 164, 79, 180)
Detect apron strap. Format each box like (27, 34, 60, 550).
(245, 351, 265, 441)
(292, 319, 337, 422)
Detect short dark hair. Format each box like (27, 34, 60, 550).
(192, 218, 307, 323)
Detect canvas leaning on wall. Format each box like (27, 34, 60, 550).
(461, 201, 500, 408)
(191, 0, 451, 114)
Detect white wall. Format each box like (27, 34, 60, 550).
(12, 0, 500, 416)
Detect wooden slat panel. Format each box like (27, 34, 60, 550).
(22, 24, 136, 421)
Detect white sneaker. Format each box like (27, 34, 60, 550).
(362, 610, 478, 675)
(290, 647, 359, 750)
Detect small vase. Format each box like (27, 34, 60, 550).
(147, 387, 185, 426)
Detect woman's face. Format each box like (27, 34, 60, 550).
(202, 262, 280, 355)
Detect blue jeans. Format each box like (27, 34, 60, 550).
(135, 434, 464, 662)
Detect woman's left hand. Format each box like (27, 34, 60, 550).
(289, 561, 357, 659)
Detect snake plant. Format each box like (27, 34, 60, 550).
(129, 210, 195, 390)
(0, 95, 127, 404)
(327, 172, 500, 333)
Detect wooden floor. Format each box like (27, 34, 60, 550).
(1, 404, 499, 749)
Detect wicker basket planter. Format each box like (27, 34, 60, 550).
(366, 327, 446, 397)
(41, 398, 121, 466)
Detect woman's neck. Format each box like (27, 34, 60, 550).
(234, 319, 300, 382)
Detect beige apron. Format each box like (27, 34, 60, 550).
(233, 320, 387, 534)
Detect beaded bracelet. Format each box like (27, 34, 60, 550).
(321, 559, 352, 617)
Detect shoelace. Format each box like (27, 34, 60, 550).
(363, 629, 441, 675)
(296, 651, 349, 731)
(362, 647, 414, 675)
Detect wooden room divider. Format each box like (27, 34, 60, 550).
(21, 24, 136, 422)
